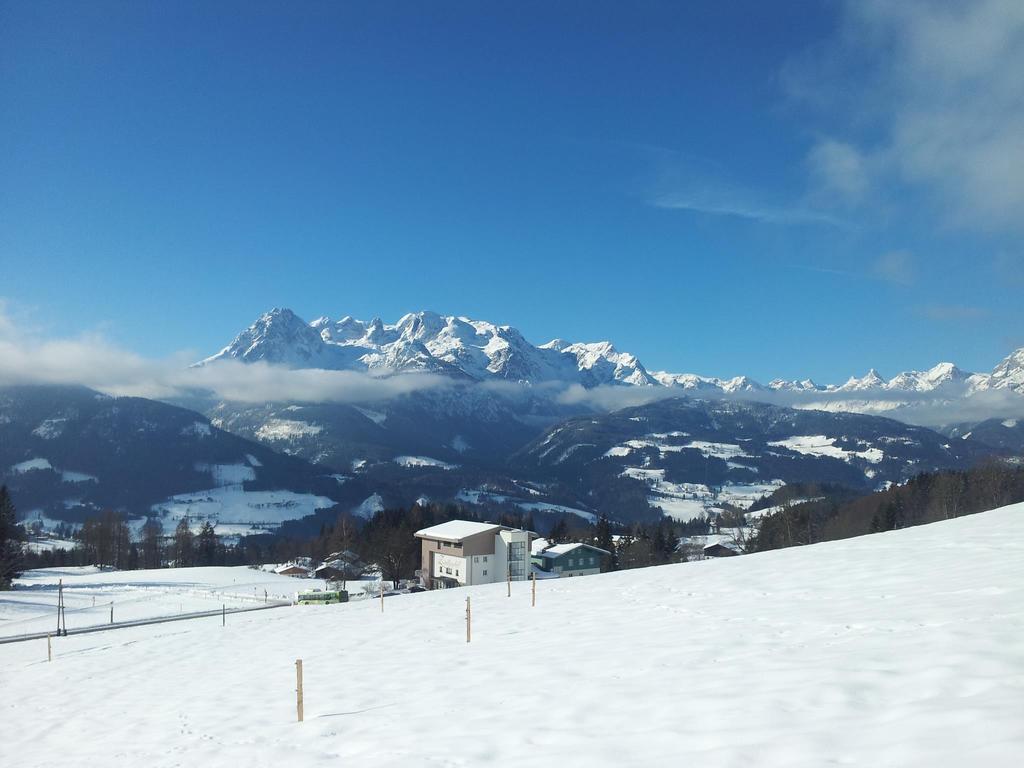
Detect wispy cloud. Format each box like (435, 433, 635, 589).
(872, 250, 915, 285)
(0, 305, 454, 404)
(790, 250, 915, 284)
(806, 139, 870, 205)
(651, 194, 843, 227)
(787, 0, 1024, 234)
(637, 144, 844, 227)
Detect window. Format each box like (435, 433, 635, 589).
(456, 570, 459, 577)
(483, 556, 488, 562)
(474, 556, 479, 563)
(483, 569, 488, 576)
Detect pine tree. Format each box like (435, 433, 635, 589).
(196, 521, 218, 566)
(173, 518, 194, 567)
(141, 518, 163, 569)
(0, 486, 24, 589)
(549, 518, 570, 544)
(595, 516, 615, 570)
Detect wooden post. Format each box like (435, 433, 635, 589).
(532, 571, 536, 607)
(47, 634, 52, 662)
(465, 596, 471, 643)
(295, 659, 304, 723)
(110, 603, 114, 624)
(264, 589, 268, 604)
(222, 604, 225, 627)
(380, 580, 385, 613)
(56, 579, 64, 636)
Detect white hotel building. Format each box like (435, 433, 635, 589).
(414, 520, 534, 589)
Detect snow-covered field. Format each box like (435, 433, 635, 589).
(3, 506, 1023, 766)
(0, 566, 326, 639)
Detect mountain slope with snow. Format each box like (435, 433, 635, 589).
(3, 504, 1022, 767)
(201, 309, 1024, 424)
(0, 385, 353, 532)
(512, 397, 989, 521)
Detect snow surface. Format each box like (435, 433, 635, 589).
(195, 462, 257, 486)
(769, 435, 885, 464)
(59, 470, 97, 483)
(151, 487, 335, 531)
(31, 418, 66, 439)
(9, 458, 53, 473)
(354, 407, 387, 425)
(181, 421, 212, 438)
(394, 455, 458, 470)
(3, 506, 1024, 766)
(255, 419, 323, 441)
(0, 566, 324, 639)
(456, 489, 596, 522)
(351, 493, 384, 519)
(622, 467, 784, 520)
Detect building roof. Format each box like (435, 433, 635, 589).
(531, 537, 551, 555)
(530, 563, 561, 580)
(536, 542, 611, 559)
(274, 563, 310, 574)
(414, 520, 503, 542)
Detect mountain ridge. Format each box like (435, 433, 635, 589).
(203, 308, 1024, 405)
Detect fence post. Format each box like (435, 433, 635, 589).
(222, 604, 225, 627)
(295, 659, 304, 723)
(380, 579, 385, 612)
(532, 571, 536, 607)
(466, 596, 471, 643)
(47, 634, 52, 662)
(110, 603, 114, 624)
(56, 580, 63, 636)
(507, 568, 511, 598)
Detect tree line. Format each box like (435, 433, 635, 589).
(748, 460, 1024, 552)
(4, 484, 725, 589)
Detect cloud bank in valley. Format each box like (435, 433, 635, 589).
(2, 304, 1023, 427)
(0, 306, 454, 404)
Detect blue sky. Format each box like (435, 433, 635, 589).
(2, 1, 1022, 383)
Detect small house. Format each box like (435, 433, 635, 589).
(702, 542, 741, 558)
(275, 563, 311, 577)
(531, 542, 610, 577)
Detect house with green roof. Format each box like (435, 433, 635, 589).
(531, 542, 610, 578)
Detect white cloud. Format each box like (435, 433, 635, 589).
(872, 251, 915, 285)
(790, 0, 1024, 233)
(641, 145, 843, 227)
(807, 139, 869, 204)
(0, 306, 453, 404)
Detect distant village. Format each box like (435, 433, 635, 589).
(273, 518, 742, 601)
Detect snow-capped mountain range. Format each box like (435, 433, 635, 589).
(203, 308, 1024, 406)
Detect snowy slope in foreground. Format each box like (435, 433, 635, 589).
(4, 508, 1024, 767)
(0, 566, 329, 639)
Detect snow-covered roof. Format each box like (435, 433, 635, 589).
(702, 541, 742, 554)
(536, 542, 611, 558)
(531, 537, 551, 555)
(530, 564, 561, 579)
(274, 563, 310, 574)
(414, 520, 502, 542)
